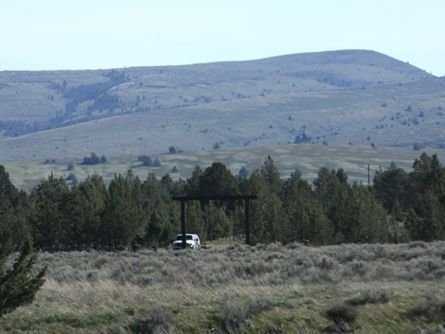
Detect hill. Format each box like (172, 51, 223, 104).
(1, 49, 443, 160)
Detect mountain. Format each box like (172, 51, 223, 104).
(0, 49, 443, 160)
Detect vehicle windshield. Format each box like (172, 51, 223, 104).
(176, 235, 193, 240)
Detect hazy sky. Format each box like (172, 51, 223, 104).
(1, 0, 444, 75)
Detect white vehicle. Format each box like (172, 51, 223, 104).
(172, 234, 201, 250)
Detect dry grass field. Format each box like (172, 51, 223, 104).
(3, 143, 445, 191)
(1, 241, 445, 333)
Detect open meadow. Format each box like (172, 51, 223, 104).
(2, 143, 445, 191)
(2, 241, 445, 333)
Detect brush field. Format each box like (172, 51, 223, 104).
(1, 241, 445, 333)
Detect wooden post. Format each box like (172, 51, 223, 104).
(245, 199, 251, 245)
(367, 164, 370, 187)
(181, 200, 186, 249)
(172, 195, 257, 246)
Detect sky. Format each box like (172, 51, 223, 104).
(1, 0, 445, 75)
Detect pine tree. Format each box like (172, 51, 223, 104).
(407, 191, 445, 241)
(314, 168, 349, 242)
(0, 193, 30, 248)
(0, 240, 46, 316)
(373, 168, 413, 212)
(260, 156, 282, 194)
(245, 171, 283, 243)
(0, 166, 20, 205)
(77, 175, 107, 247)
(102, 175, 143, 248)
(29, 174, 69, 250)
(282, 174, 334, 245)
(147, 202, 173, 247)
(199, 162, 239, 197)
(186, 167, 203, 195)
(203, 202, 232, 241)
(186, 201, 205, 238)
(343, 184, 389, 243)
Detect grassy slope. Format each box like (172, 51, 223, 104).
(1, 77, 444, 161)
(2, 143, 445, 191)
(1, 242, 445, 333)
(2, 50, 444, 161)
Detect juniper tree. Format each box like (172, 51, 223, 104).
(0, 240, 46, 316)
(102, 175, 143, 248)
(282, 173, 334, 245)
(29, 174, 69, 249)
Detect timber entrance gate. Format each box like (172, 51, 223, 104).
(172, 195, 258, 248)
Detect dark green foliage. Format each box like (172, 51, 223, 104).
(282, 173, 334, 245)
(138, 155, 153, 166)
(294, 131, 311, 144)
(373, 168, 413, 213)
(29, 174, 69, 250)
(140, 173, 178, 247)
(0, 203, 30, 248)
(341, 184, 389, 243)
(326, 304, 358, 324)
(0, 168, 31, 248)
(102, 175, 144, 248)
(314, 168, 389, 243)
(0, 166, 20, 206)
(260, 156, 282, 194)
(203, 202, 232, 241)
(168, 146, 176, 154)
(88, 93, 120, 111)
(65, 172, 78, 185)
(152, 159, 162, 167)
(408, 295, 445, 321)
(82, 153, 106, 165)
(245, 170, 283, 244)
(314, 168, 349, 242)
(0, 241, 46, 316)
(238, 166, 249, 178)
(377, 153, 445, 242)
(1, 152, 445, 251)
(186, 201, 206, 239)
(130, 306, 173, 333)
(186, 166, 203, 195)
(199, 162, 239, 197)
(59, 186, 99, 249)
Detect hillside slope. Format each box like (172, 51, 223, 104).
(1, 49, 442, 160)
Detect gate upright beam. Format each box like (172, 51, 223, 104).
(181, 200, 186, 249)
(245, 199, 251, 245)
(172, 194, 257, 246)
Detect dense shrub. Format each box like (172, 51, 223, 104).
(130, 306, 173, 334)
(326, 304, 358, 324)
(138, 155, 153, 166)
(346, 289, 389, 305)
(409, 295, 445, 321)
(82, 152, 106, 165)
(220, 297, 276, 333)
(36, 241, 445, 287)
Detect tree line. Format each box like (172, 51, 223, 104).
(0, 153, 444, 251)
